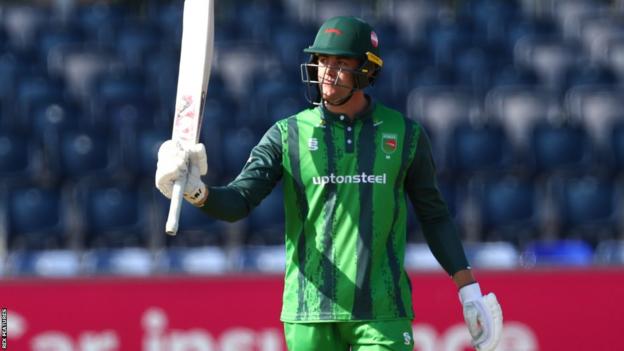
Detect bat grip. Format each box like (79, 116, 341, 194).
(166, 177, 187, 235)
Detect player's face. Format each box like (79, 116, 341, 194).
(316, 55, 359, 102)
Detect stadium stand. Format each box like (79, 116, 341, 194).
(1, 0, 624, 275)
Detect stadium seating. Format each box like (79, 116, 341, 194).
(2, 0, 624, 271)
(551, 174, 619, 245)
(74, 180, 149, 248)
(1, 182, 71, 250)
(83, 247, 153, 276)
(7, 249, 81, 277)
(521, 239, 594, 267)
(156, 246, 229, 274)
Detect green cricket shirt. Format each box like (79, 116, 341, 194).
(202, 99, 469, 322)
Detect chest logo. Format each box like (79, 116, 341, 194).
(308, 138, 319, 151)
(382, 133, 398, 155)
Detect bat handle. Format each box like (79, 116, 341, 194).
(166, 177, 187, 235)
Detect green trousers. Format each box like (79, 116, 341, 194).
(284, 319, 414, 351)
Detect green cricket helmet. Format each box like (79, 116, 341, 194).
(301, 16, 383, 105)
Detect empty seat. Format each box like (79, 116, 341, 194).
(48, 44, 123, 102)
(552, 175, 618, 245)
(54, 129, 122, 181)
(36, 24, 85, 63)
(446, 120, 514, 179)
(529, 120, 592, 176)
(238, 245, 285, 272)
(521, 239, 593, 267)
(577, 14, 624, 63)
(565, 85, 624, 150)
(611, 122, 624, 174)
(594, 240, 624, 265)
(220, 128, 258, 179)
(2, 183, 70, 250)
(549, 0, 605, 39)
(7, 250, 80, 277)
(514, 36, 583, 91)
(163, 201, 225, 247)
(485, 86, 559, 150)
(407, 86, 480, 161)
(471, 175, 539, 243)
(75, 180, 148, 248)
(156, 247, 228, 274)
(83, 247, 152, 275)
(114, 22, 162, 68)
(0, 132, 40, 181)
(464, 242, 519, 269)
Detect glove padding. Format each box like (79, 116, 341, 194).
(459, 283, 503, 351)
(155, 140, 208, 206)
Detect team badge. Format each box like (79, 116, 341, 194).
(381, 133, 398, 155)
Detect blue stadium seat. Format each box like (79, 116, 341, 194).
(163, 201, 226, 247)
(2, 183, 70, 250)
(504, 17, 559, 55)
(485, 86, 558, 151)
(464, 242, 519, 269)
(83, 247, 152, 275)
(471, 175, 538, 243)
(36, 25, 85, 63)
(452, 44, 506, 94)
(246, 186, 285, 246)
(0, 132, 39, 181)
(75, 180, 149, 248)
(594, 240, 624, 265)
(529, 120, 592, 176)
(14, 72, 66, 128)
(426, 17, 476, 68)
(7, 250, 80, 277)
(611, 122, 624, 175)
(220, 128, 258, 179)
(565, 85, 624, 150)
(74, 3, 127, 44)
(54, 129, 121, 181)
(2, 5, 47, 51)
(373, 46, 430, 107)
(491, 65, 540, 87)
(521, 239, 593, 267)
(156, 247, 228, 274)
(447, 121, 514, 179)
(238, 245, 285, 272)
(114, 21, 161, 69)
(458, 0, 520, 45)
(132, 128, 169, 179)
(271, 21, 315, 67)
(29, 98, 82, 140)
(514, 36, 583, 92)
(406, 86, 479, 165)
(149, 2, 183, 45)
(552, 175, 618, 245)
(562, 64, 618, 92)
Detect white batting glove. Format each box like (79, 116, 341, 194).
(155, 140, 209, 206)
(459, 283, 503, 351)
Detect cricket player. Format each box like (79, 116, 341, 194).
(156, 16, 503, 351)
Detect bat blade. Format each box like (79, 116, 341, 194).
(165, 0, 214, 235)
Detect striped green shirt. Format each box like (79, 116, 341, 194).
(201, 99, 469, 322)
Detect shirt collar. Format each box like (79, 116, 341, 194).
(319, 95, 375, 124)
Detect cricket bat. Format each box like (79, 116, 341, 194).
(165, 0, 214, 235)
